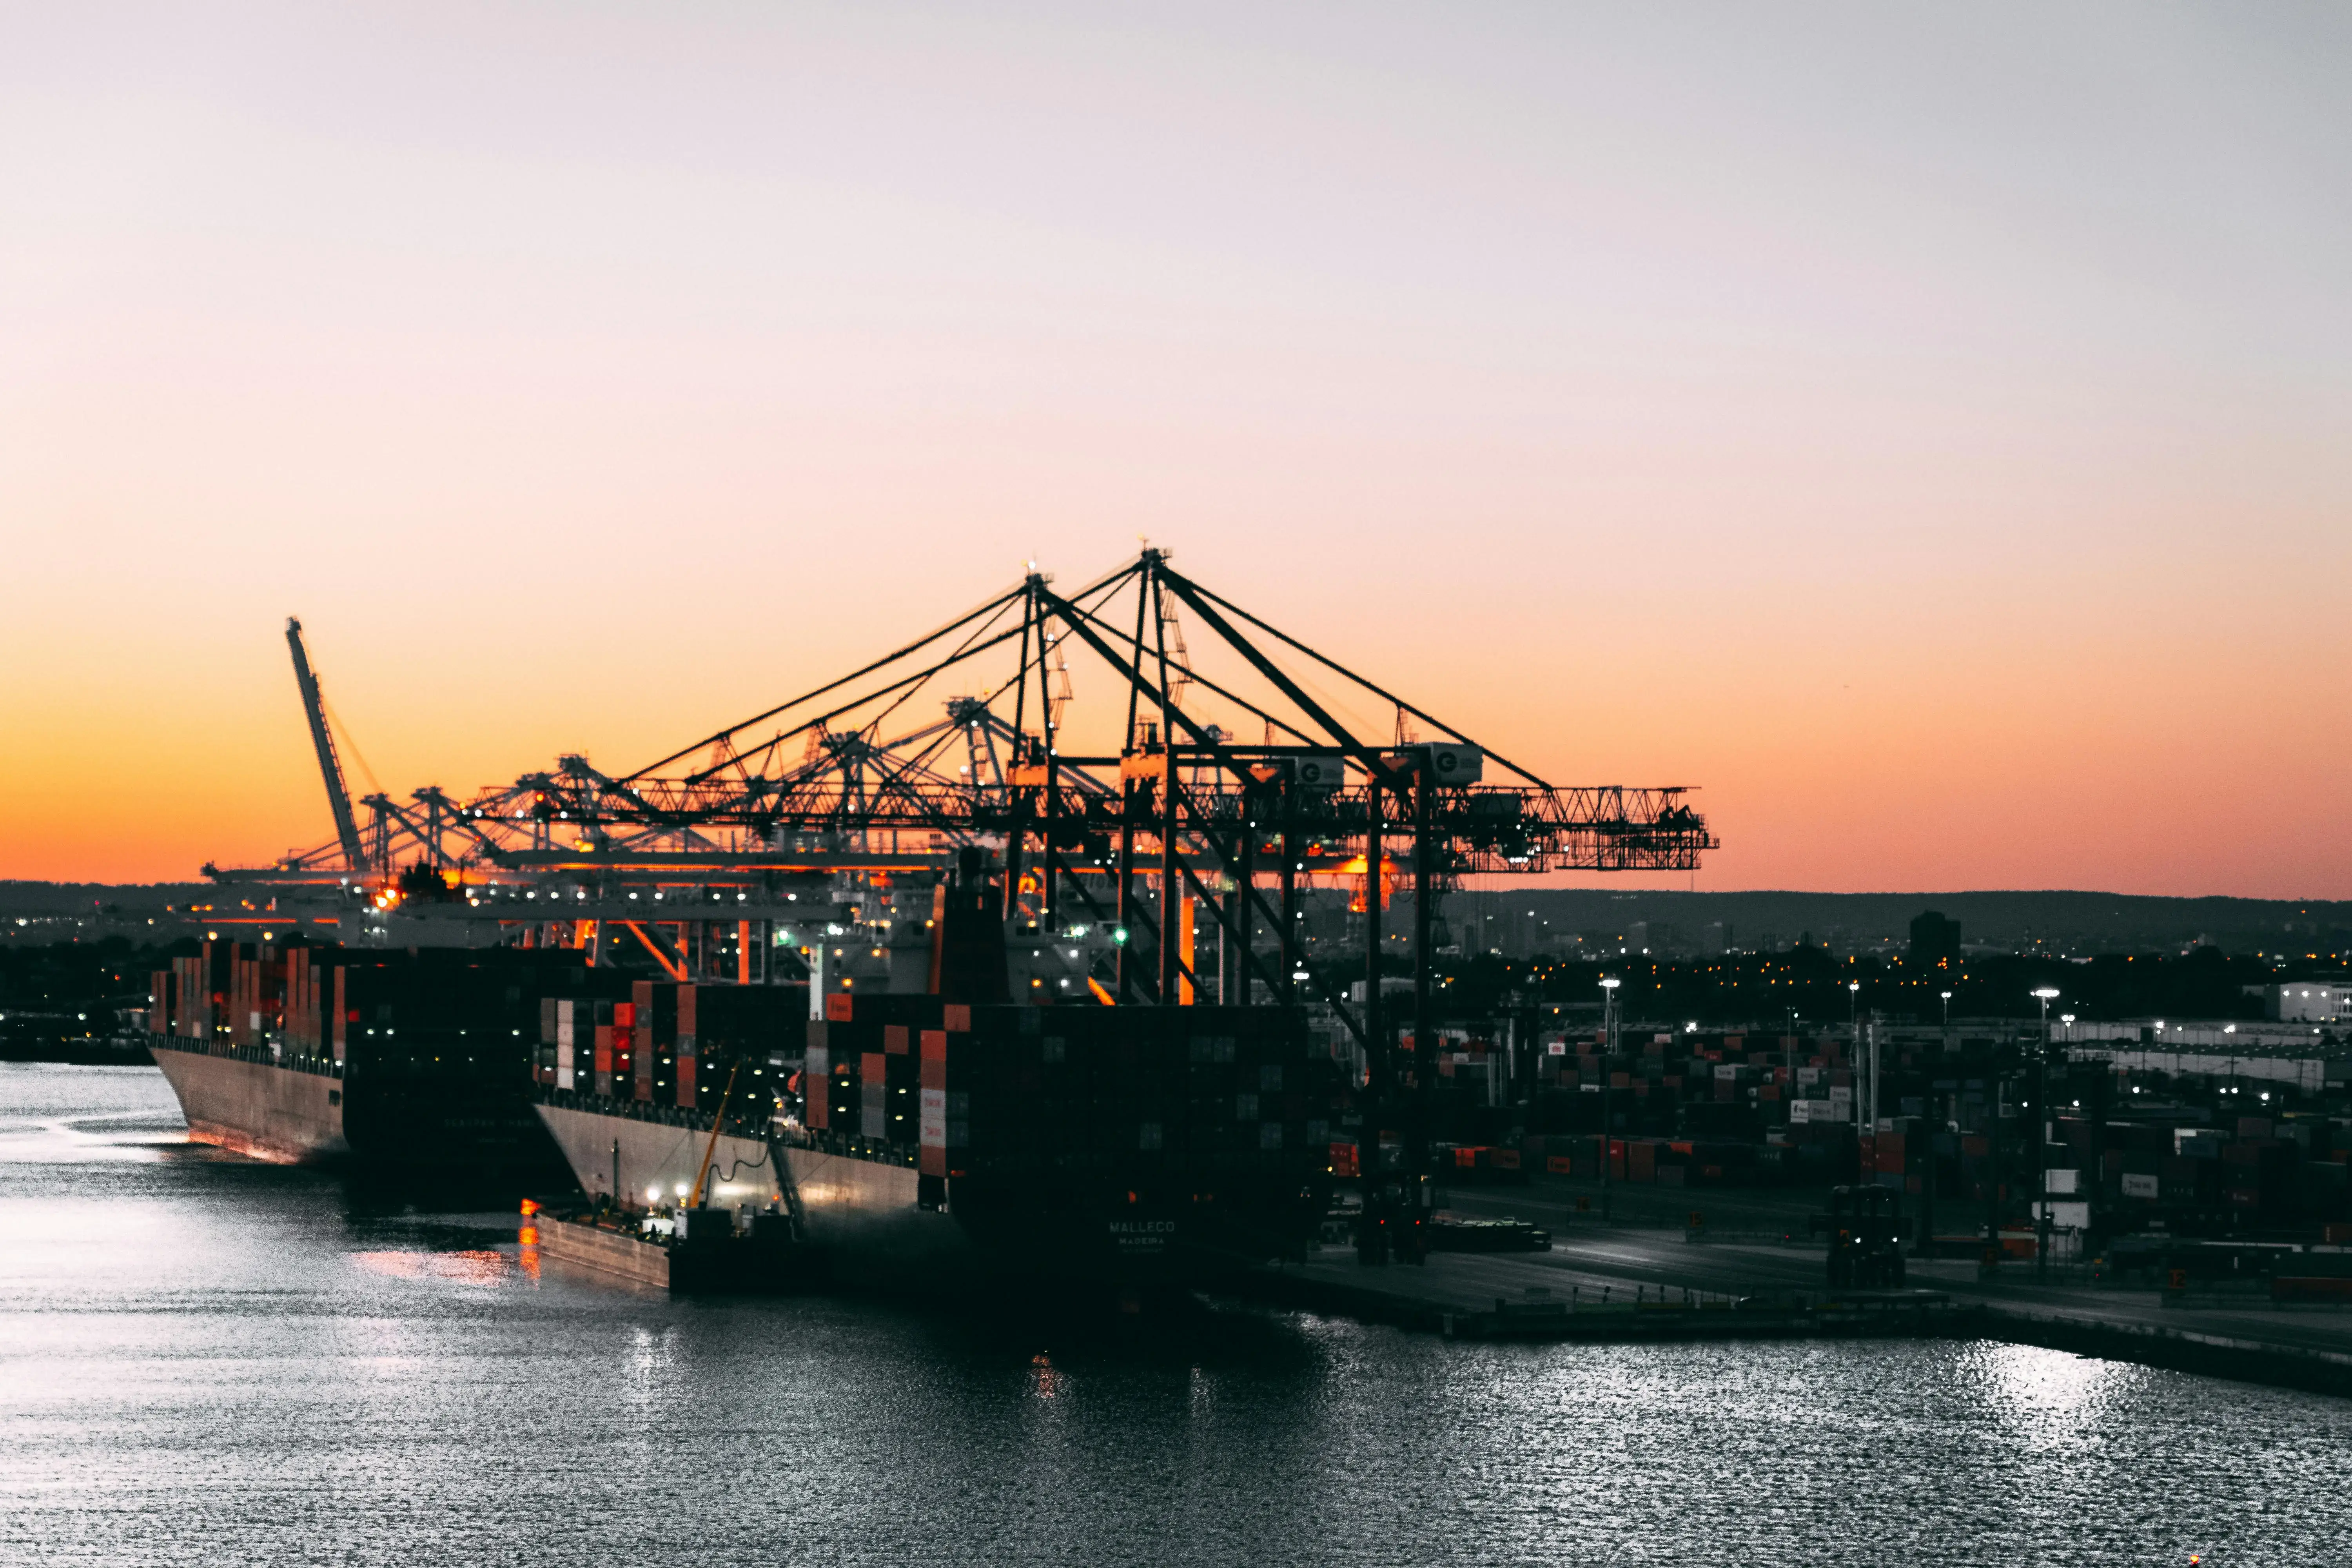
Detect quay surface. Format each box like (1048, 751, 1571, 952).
(1240, 1177, 2352, 1397)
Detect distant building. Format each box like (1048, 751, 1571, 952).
(1909, 910, 1962, 964)
(2265, 982, 2345, 1022)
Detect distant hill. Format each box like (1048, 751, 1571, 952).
(4, 879, 2347, 960)
(1449, 889, 2351, 958)
(0, 881, 217, 913)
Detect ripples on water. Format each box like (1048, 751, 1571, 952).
(0, 1063, 2342, 1566)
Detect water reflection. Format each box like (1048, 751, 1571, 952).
(1964, 1341, 2139, 1446)
(0, 1065, 2343, 1567)
(348, 1249, 515, 1288)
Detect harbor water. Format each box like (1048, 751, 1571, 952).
(3, 1062, 2347, 1567)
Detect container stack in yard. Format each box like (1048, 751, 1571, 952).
(1410, 1010, 2352, 1262)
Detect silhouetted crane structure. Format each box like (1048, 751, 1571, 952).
(221, 551, 1713, 1258)
(284, 618, 366, 873)
(226, 552, 1710, 1043)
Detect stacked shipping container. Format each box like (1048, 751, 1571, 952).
(146, 937, 592, 1180)
(538, 981, 802, 1114)
(793, 992, 1344, 1272)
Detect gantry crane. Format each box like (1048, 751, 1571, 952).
(225, 553, 1713, 1054)
(221, 556, 1716, 1264)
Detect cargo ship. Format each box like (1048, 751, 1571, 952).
(530, 987, 1345, 1292)
(145, 936, 583, 1184)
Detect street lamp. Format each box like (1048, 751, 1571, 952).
(2032, 986, 2062, 1281)
(1940, 990, 1953, 1031)
(1599, 976, 1621, 1221)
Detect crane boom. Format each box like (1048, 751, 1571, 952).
(285, 617, 366, 872)
(232, 556, 1714, 892)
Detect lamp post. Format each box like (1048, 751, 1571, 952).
(1599, 976, 1621, 1221)
(2033, 986, 2062, 1282)
(1784, 1005, 1799, 1105)
(1940, 990, 1953, 1032)
(1848, 980, 1863, 1135)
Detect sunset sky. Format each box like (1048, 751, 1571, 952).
(4, 4, 2346, 895)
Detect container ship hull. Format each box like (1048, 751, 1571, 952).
(534, 1097, 1322, 1293)
(145, 938, 610, 1186)
(532, 995, 1341, 1293)
(536, 1101, 981, 1284)
(152, 1043, 350, 1164)
(153, 1040, 574, 1182)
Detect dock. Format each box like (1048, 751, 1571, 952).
(1238, 1193, 2352, 1399)
(1244, 1254, 1964, 1341)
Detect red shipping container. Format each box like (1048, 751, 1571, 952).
(804, 1040, 830, 1130)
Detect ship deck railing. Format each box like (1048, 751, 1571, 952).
(149, 1035, 344, 1080)
(532, 1086, 919, 1169)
